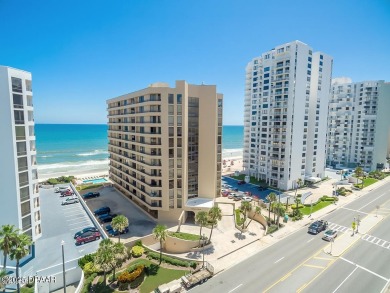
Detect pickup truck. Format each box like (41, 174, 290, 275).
(181, 263, 214, 289)
(308, 220, 328, 234)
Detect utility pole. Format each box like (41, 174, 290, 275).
(356, 214, 360, 234)
(309, 200, 313, 218)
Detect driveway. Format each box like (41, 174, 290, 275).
(81, 186, 156, 241)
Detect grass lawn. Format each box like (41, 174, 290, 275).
(92, 259, 189, 293)
(76, 183, 104, 191)
(230, 174, 267, 186)
(169, 231, 200, 241)
(20, 287, 34, 293)
(362, 178, 378, 188)
(300, 200, 333, 215)
(140, 264, 189, 293)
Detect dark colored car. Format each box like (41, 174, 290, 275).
(74, 227, 99, 239)
(75, 231, 101, 245)
(83, 192, 100, 199)
(257, 186, 266, 191)
(238, 180, 246, 185)
(99, 213, 118, 223)
(233, 188, 239, 192)
(108, 226, 129, 236)
(308, 220, 328, 234)
(94, 206, 110, 216)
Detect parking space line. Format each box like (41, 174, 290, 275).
(70, 225, 91, 231)
(66, 217, 89, 222)
(68, 221, 91, 226)
(64, 212, 85, 217)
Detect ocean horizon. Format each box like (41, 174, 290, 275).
(35, 124, 244, 179)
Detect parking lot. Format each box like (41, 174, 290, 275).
(222, 176, 285, 201)
(22, 185, 101, 274)
(80, 186, 156, 241)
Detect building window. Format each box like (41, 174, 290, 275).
(11, 77, 23, 93)
(177, 94, 182, 104)
(168, 94, 174, 104)
(13, 94, 24, 109)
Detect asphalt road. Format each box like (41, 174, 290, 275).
(189, 181, 390, 293)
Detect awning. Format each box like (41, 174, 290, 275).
(304, 176, 321, 183)
(185, 197, 214, 209)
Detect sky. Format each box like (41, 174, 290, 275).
(1, 0, 389, 125)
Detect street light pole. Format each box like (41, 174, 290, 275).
(202, 234, 206, 268)
(309, 200, 313, 218)
(61, 240, 66, 293)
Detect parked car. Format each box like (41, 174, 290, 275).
(308, 220, 328, 234)
(61, 197, 79, 205)
(60, 190, 74, 197)
(233, 188, 239, 192)
(233, 194, 243, 201)
(228, 193, 236, 199)
(108, 226, 129, 236)
(94, 206, 110, 216)
(242, 196, 253, 202)
(322, 229, 338, 241)
(222, 191, 230, 197)
(75, 231, 101, 245)
(74, 227, 99, 239)
(99, 213, 118, 223)
(83, 192, 100, 199)
(257, 186, 266, 191)
(238, 180, 246, 185)
(105, 224, 113, 232)
(55, 186, 70, 193)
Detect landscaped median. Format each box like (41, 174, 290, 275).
(290, 196, 337, 218)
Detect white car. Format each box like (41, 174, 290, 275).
(55, 186, 70, 193)
(62, 197, 79, 205)
(322, 229, 338, 241)
(228, 193, 236, 199)
(242, 196, 253, 202)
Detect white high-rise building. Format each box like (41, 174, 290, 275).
(0, 66, 42, 241)
(243, 41, 333, 190)
(327, 78, 390, 171)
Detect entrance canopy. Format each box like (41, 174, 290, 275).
(304, 176, 321, 183)
(185, 197, 214, 209)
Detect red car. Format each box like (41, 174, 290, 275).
(75, 231, 101, 245)
(60, 190, 74, 197)
(222, 191, 230, 197)
(238, 180, 246, 185)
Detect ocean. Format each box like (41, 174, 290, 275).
(35, 124, 244, 179)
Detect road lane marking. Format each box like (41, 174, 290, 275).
(381, 242, 388, 247)
(332, 267, 358, 293)
(340, 207, 369, 214)
(307, 238, 314, 243)
(340, 257, 389, 282)
(228, 284, 242, 293)
(358, 193, 386, 211)
(303, 264, 325, 269)
(274, 257, 284, 264)
(279, 273, 291, 282)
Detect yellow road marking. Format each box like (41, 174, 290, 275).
(303, 264, 326, 269)
(313, 256, 333, 261)
(279, 273, 291, 282)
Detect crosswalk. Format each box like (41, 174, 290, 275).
(327, 222, 352, 233)
(326, 221, 390, 250)
(361, 234, 390, 250)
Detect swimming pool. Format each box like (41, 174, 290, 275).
(82, 178, 108, 184)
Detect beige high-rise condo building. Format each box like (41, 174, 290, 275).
(0, 66, 42, 242)
(107, 81, 223, 221)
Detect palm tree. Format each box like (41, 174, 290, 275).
(0, 225, 19, 273)
(94, 239, 114, 285)
(240, 201, 252, 231)
(111, 215, 129, 243)
(153, 224, 167, 264)
(0, 270, 7, 291)
(266, 192, 277, 224)
(111, 242, 126, 281)
(245, 206, 261, 229)
(293, 197, 301, 217)
(207, 206, 222, 244)
(294, 178, 303, 197)
(355, 166, 364, 188)
(10, 233, 32, 293)
(274, 202, 286, 229)
(195, 211, 208, 247)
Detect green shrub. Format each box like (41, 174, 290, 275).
(126, 246, 133, 259)
(47, 178, 59, 185)
(235, 209, 244, 226)
(131, 246, 144, 257)
(297, 194, 302, 198)
(189, 261, 197, 269)
(146, 251, 191, 267)
(267, 224, 278, 234)
(81, 273, 97, 293)
(78, 253, 96, 269)
(135, 240, 143, 246)
(83, 262, 99, 276)
(291, 204, 304, 209)
(169, 232, 200, 241)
